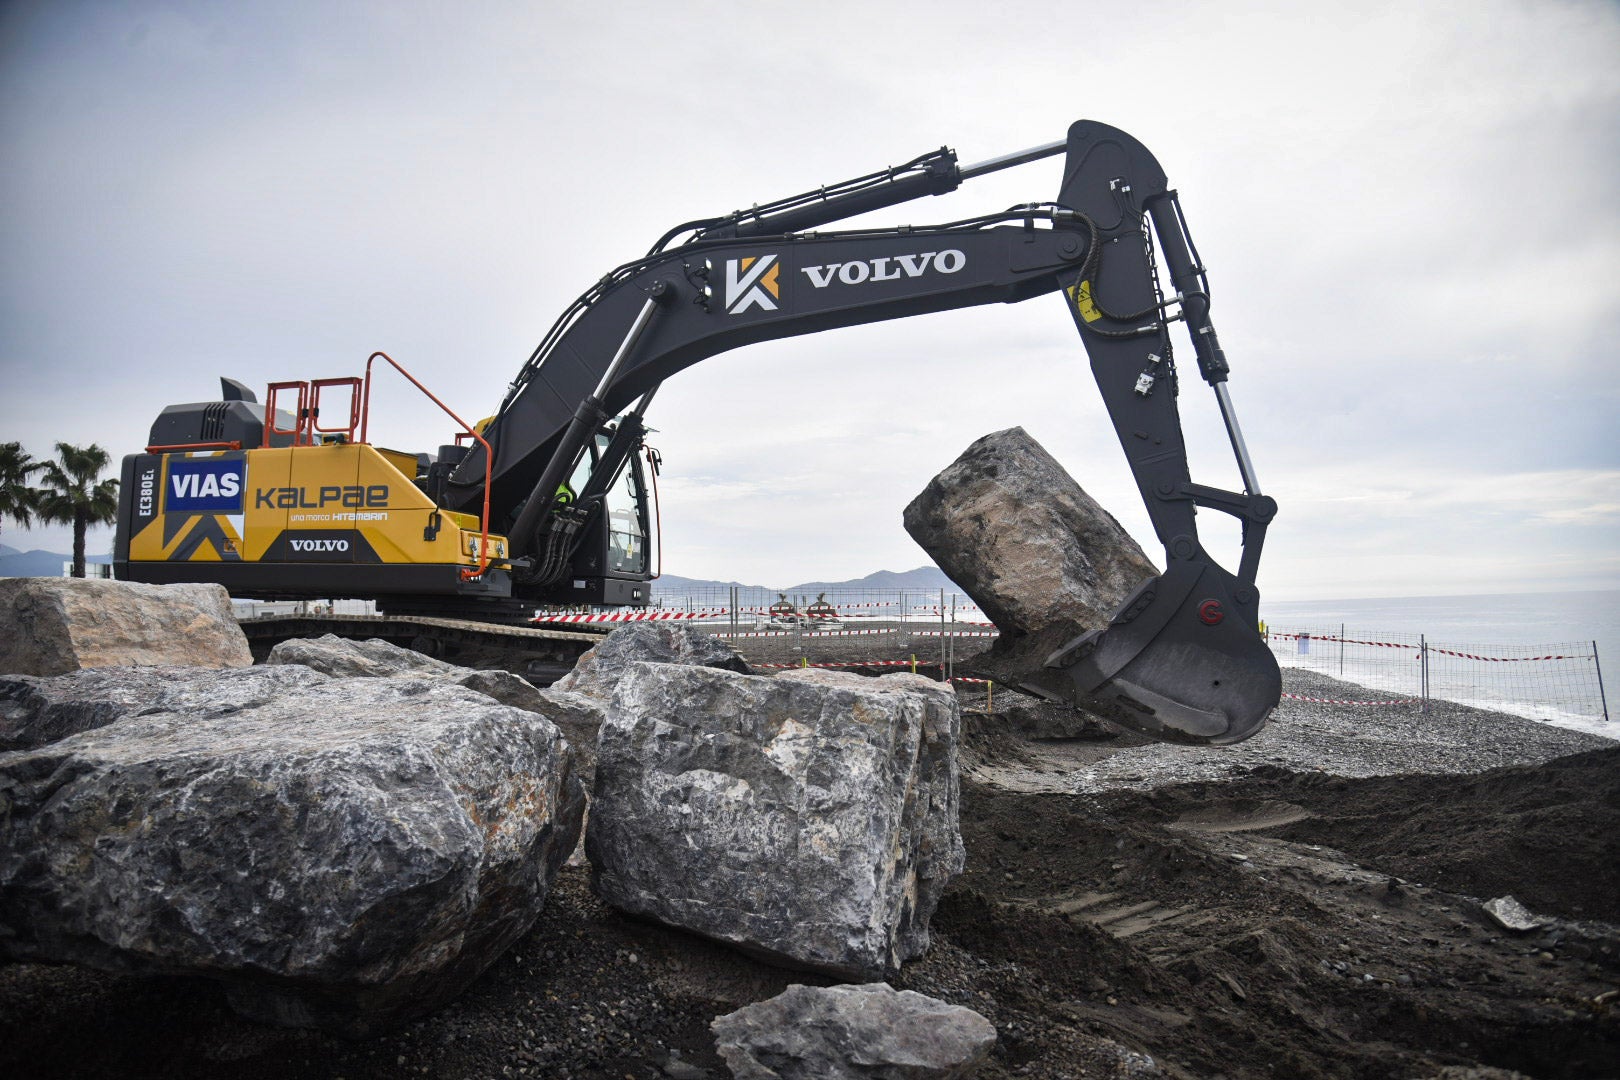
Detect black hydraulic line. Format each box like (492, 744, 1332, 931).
(698, 151, 961, 241)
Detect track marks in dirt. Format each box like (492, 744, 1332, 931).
(952, 775, 1620, 1079)
(1167, 798, 1313, 833)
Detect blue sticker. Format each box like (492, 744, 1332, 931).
(167, 458, 245, 513)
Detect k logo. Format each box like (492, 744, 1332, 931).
(724, 254, 781, 314)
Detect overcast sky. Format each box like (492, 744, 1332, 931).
(2, 0, 1616, 601)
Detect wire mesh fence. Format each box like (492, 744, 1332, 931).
(1263, 624, 1610, 725)
(648, 585, 989, 622)
(230, 587, 1611, 728)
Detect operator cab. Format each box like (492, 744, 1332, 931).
(541, 419, 658, 607)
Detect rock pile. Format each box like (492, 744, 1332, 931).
(1, 587, 981, 1065)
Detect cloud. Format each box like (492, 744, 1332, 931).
(2, 0, 1617, 600)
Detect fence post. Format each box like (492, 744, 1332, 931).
(939, 588, 947, 682)
(1595, 641, 1611, 723)
(1420, 634, 1430, 715)
(1340, 623, 1345, 677)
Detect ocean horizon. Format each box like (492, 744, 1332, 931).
(1260, 588, 1618, 654)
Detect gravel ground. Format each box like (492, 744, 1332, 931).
(958, 667, 1615, 795)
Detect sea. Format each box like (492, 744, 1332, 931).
(1259, 589, 1619, 655)
(1258, 589, 1618, 739)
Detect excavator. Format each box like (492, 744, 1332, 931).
(113, 119, 1282, 746)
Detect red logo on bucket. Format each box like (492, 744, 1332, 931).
(1198, 599, 1225, 625)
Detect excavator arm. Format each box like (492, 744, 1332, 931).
(450, 119, 1281, 745)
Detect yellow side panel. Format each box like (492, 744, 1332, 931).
(376, 447, 422, 478)
(131, 444, 508, 573)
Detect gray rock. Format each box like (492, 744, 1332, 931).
(902, 427, 1157, 693)
(1, 665, 318, 751)
(554, 623, 752, 701)
(1481, 895, 1547, 934)
(0, 578, 252, 676)
(266, 634, 458, 678)
(711, 982, 996, 1079)
(588, 665, 964, 979)
(0, 666, 585, 1036)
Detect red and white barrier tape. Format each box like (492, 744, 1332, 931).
(1273, 632, 1590, 663)
(1272, 632, 1417, 651)
(1426, 647, 1587, 662)
(1281, 692, 1417, 706)
(536, 611, 694, 623)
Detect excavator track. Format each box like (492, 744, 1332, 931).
(237, 613, 606, 684)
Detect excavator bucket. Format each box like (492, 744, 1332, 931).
(1038, 559, 1281, 746)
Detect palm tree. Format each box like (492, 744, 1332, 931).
(0, 441, 42, 541)
(33, 443, 119, 578)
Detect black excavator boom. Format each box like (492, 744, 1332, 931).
(451, 119, 1281, 744)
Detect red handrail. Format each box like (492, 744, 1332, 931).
(310, 378, 363, 438)
(362, 351, 496, 581)
(263, 382, 311, 447)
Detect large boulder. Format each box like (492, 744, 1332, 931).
(0, 666, 585, 1036)
(553, 622, 752, 701)
(588, 664, 964, 979)
(0, 578, 252, 676)
(903, 427, 1157, 693)
(711, 982, 997, 1080)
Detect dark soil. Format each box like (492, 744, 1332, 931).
(3, 631, 1617, 1079)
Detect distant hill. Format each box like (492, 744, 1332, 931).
(651, 565, 966, 608)
(0, 544, 113, 578)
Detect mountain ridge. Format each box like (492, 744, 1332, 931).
(0, 545, 114, 578)
(651, 565, 967, 606)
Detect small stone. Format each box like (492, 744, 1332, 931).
(1481, 895, 1547, 933)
